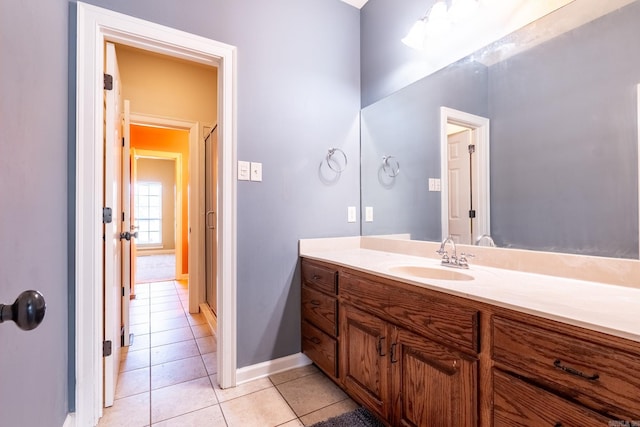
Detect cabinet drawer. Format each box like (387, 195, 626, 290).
(342, 272, 479, 353)
(302, 321, 337, 378)
(493, 316, 640, 418)
(387, 284, 479, 353)
(302, 286, 337, 336)
(302, 260, 337, 295)
(493, 369, 613, 426)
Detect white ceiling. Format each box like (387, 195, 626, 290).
(339, 0, 369, 8)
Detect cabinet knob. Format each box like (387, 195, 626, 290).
(0, 290, 46, 331)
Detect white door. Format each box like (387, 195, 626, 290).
(447, 130, 472, 244)
(121, 100, 132, 346)
(103, 42, 123, 407)
(205, 125, 218, 314)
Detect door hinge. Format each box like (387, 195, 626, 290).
(122, 212, 125, 222)
(102, 340, 112, 357)
(122, 137, 125, 147)
(469, 210, 476, 218)
(103, 207, 113, 224)
(104, 73, 113, 91)
(122, 287, 125, 297)
(468, 144, 476, 154)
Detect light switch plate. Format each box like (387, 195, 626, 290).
(365, 206, 374, 222)
(429, 178, 441, 192)
(238, 161, 250, 181)
(250, 162, 262, 182)
(348, 206, 357, 223)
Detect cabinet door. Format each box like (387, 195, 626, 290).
(341, 304, 390, 421)
(391, 327, 477, 427)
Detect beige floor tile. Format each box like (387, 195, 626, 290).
(151, 308, 185, 322)
(150, 327, 194, 348)
(150, 301, 184, 313)
(130, 322, 151, 336)
(150, 340, 200, 366)
(151, 377, 218, 423)
(269, 364, 319, 386)
(279, 420, 304, 427)
(299, 399, 359, 426)
(276, 373, 347, 417)
(152, 404, 227, 427)
(120, 348, 150, 372)
(130, 312, 150, 326)
(150, 289, 178, 298)
(115, 367, 150, 399)
(150, 281, 177, 290)
(191, 322, 213, 338)
(150, 316, 189, 333)
(130, 333, 150, 351)
(196, 335, 216, 354)
(151, 355, 207, 390)
(220, 387, 297, 427)
(212, 376, 273, 403)
(151, 294, 181, 304)
(98, 392, 150, 427)
(202, 352, 217, 375)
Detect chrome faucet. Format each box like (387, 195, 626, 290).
(475, 234, 496, 247)
(437, 236, 473, 269)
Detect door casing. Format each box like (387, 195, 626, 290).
(75, 3, 237, 426)
(439, 107, 490, 243)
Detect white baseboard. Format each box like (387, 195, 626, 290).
(236, 352, 312, 385)
(62, 413, 75, 427)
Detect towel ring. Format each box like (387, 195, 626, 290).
(382, 156, 400, 177)
(326, 148, 348, 173)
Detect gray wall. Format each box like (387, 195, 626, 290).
(488, 3, 639, 257)
(361, 61, 488, 239)
(1, 0, 359, 423)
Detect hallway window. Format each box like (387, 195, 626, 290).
(135, 181, 162, 245)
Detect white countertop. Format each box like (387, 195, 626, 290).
(301, 247, 640, 343)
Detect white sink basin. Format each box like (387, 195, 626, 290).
(388, 265, 474, 281)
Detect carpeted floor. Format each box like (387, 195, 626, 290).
(136, 254, 176, 283)
(310, 407, 385, 427)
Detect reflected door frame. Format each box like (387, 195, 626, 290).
(440, 107, 490, 244)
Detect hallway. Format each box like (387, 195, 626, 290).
(98, 280, 357, 426)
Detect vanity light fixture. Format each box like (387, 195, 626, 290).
(402, 0, 479, 50)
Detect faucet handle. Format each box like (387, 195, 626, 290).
(458, 252, 474, 268)
(460, 252, 475, 259)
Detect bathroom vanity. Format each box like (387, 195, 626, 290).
(300, 237, 640, 427)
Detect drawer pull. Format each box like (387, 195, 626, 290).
(553, 359, 599, 381)
(310, 300, 321, 306)
(554, 423, 563, 427)
(377, 336, 386, 357)
(310, 336, 321, 345)
(312, 274, 321, 280)
(390, 343, 398, 363)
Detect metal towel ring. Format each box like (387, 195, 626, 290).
(382, 156, 400, 177)
(326, 148, 348, 173)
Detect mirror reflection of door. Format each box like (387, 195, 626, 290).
(447, 127, 473, 244)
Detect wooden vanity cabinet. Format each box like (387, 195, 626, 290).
(301, 260, 339, 380)
(491, 313, 640, 423)
(340, 271, 478, 427)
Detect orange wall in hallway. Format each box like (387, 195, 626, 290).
(131, 124, 190, 275)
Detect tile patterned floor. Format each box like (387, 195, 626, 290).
(98, 280, 357, 427)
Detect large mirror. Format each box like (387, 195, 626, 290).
(361, 0, 640, 259)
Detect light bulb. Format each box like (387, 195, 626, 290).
(449, 0, 479, 23)
(402, 19, 427, 50)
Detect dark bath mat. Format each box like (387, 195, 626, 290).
(309, 407, 386, 427)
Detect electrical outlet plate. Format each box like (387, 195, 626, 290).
(348, 206, 357, 223)
(365, 206, 373, 222)
(250, 162, 262, 182)
(238, 161, 250, 181)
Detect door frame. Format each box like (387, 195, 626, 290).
(132, 148, 184, 280)
(439, 107, 490, 243)
(75, 3, 237, 426)
(129, 114, 201, 307)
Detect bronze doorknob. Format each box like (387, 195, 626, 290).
(0, 290, 46, 330)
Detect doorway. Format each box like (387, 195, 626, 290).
(75, 4, 238, 426)
(439, 107, 491, 244)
